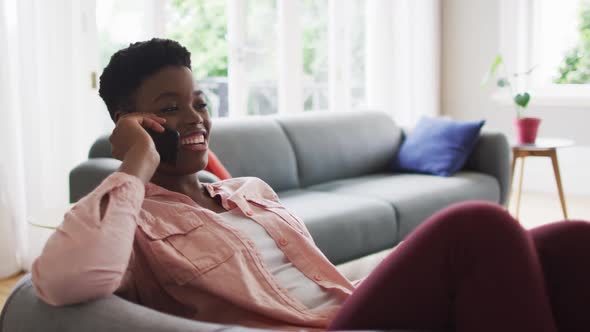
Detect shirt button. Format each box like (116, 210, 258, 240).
(244, 210, 253, 217)
(313, 274, 322, 281)
(278, 238, 288, 246)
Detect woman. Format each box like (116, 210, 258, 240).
(32, 39, 590, 332)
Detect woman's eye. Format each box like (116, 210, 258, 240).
(159, 106, 179, 114)
(194, 103, 208, 110)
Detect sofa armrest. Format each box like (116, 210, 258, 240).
(70, 159, 221, 203)
(0, 274, 227, 332)
(464, 132, 511, 205)
(69, 158, 122, 203)
(0, 274, 443, 332)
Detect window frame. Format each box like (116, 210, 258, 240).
(497, 0, 590, 108)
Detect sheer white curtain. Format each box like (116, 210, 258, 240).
(0, 0, 25, 278)
(0, 0, 109, 278)
(365, 0, 441, 126)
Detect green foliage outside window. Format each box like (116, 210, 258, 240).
(166, 0, 228, 79)
(555, 1, 590, 84)
(301, 0, 326, 78)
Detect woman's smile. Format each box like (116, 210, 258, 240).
(180, 130, 208, 151)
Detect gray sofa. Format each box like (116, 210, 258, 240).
(0, 110, 509, 332)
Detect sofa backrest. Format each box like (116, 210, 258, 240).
(208, 116, 300, 192)
(85, 119, 301, 192)
(89, 135, 111, 158)
(85, 111, 403, 192)
(276, 111, 403, 187)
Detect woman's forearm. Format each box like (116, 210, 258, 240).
(31, 172, 145, 306)
(118, 143, 160, 185)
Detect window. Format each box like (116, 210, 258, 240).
(302, 0, 329, 112)
(97, 0, 162, 70)
(97, 0, 367, 116)
(301, 0, 367, 112)
(349, 0, 367, 110)
(499, 0, 590, 106)
(165, 0, 229, 117)
(533, 0, 585, 85)
(97, 0, 230, 117)
(242, 0, 279, 116)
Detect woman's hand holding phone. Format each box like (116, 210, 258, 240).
(110, 113, 167, 184)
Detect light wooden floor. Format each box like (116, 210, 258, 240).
(1, 192, 589, 312)
(509, 191, 590, 229)
(0, 272, 25, 311)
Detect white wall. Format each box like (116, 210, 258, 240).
(442, 0, 590, 195)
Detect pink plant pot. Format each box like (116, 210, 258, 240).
(514, 117, 541, 144)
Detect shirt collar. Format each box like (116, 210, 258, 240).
(145, 181, 224, 204)
(144, 181, 169, 198)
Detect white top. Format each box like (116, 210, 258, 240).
(218, 208, 343, 312)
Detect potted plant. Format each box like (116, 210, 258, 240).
(483, 54, 541, 144)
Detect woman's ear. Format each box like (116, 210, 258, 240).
(113, 111, 123, 123)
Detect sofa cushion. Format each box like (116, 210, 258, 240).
(204, 150, 232, 180)
(308, 172, 500, 240)
(209, 116, 299, 192)
(276, 111, 403, 187)
(277, 190, 398, 265)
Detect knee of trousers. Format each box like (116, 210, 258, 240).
(533, 221, 590, 256)
(433, 201, 526, 247)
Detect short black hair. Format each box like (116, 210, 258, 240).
(99, 38, 191, 120)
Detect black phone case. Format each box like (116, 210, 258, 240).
(145, 127, 180, 164)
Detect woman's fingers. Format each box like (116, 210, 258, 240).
(140, 116, 166, 132)
(145, 114, 167, 124)
(118, 112, 167, 132)
(109, 112, 169, 163)
(118, 112, 166, 124)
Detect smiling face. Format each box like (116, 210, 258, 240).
(132, 65, 211, 175)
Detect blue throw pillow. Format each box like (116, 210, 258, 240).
(392, 117, 485, 177)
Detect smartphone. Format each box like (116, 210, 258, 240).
(145, 126, 180, 164)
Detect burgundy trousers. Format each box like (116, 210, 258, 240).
(329, 201, 590, 332)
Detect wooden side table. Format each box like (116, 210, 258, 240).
(510, 138, 574, 220)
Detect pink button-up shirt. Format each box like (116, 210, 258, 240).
(31, 172, 356, 331)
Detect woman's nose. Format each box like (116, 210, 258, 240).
(184, 106, 204, 124)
